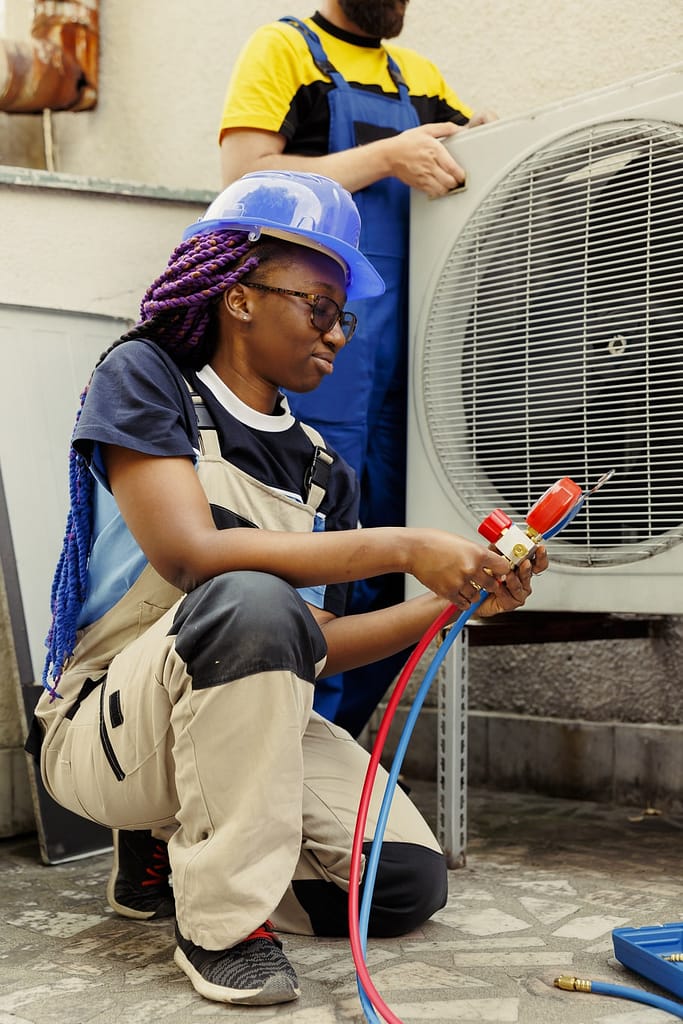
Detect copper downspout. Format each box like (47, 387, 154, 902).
(0, 0, 98, 112)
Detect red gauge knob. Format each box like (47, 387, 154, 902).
(526, 477, 583, 536)
(478, 508, 513, 543)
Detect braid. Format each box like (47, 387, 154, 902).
(42, 228, 262, 697)
(122, 230, 259, 361)
(42, 387, 93, 700)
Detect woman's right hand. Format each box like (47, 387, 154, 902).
(406, 529, 511, 610)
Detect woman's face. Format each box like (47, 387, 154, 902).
(228, 247, 352, 398)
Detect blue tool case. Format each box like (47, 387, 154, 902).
(613, 922, 683, 999)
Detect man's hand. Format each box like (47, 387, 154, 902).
(385, 122, 468, 197)
(466, 110, 498, 128)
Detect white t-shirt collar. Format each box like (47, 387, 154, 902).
(196, 364, 294, 433)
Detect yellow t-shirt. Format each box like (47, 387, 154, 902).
(219, 15, 472, 152)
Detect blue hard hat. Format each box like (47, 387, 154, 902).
(182, 171, 385, 300)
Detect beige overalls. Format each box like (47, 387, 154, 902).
(34, 399, 445, 950)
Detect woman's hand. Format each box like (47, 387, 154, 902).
(474, 545, 549, 618)
(407, 529, 512, 609)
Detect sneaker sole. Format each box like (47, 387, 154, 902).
(106, 883, 175, 920)
(173, 946, 300, 1005)
(106, 834, 174, 921)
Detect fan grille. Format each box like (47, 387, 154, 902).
(420, 119, 683, 566)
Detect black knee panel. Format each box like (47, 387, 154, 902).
(366, 841, 448, 937)
(169, 571, 326, 689)
(293, 841, 448, 938)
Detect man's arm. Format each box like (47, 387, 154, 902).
(220, 123, 469, 197)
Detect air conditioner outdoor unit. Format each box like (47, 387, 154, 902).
(407, 65, 683, 614)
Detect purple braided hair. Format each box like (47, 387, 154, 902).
(42, 228, 267, 698)
(124, 229, 260, 357)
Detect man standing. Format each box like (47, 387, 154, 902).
(219, 1, 492, 734)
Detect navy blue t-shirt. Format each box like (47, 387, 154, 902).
(73, 338, 360, 625)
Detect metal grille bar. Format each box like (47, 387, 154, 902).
(420, 120, 683, 566)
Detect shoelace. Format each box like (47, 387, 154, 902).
(245, 920, 278, 943)
(142, 841, 171, 888)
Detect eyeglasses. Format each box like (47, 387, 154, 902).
(243, 282, 357, 342)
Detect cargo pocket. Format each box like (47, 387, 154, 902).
(100, 680, 125, 781)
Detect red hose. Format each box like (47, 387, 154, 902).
(347, 602, 456, 1023)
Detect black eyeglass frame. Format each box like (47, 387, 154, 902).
(242, 281, 357, 341)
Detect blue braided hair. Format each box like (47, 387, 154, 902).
(41, 228, 292, 699)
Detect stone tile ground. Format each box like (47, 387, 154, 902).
(1, 786, 682, 1023)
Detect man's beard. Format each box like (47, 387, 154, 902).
(338, 0, 407, 39)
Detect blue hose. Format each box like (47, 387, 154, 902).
(556, 976, 683, 1018)
(593, 981, 683, 1017)
(356, 598, 485, 1020)
(353, 483, 609, 1021)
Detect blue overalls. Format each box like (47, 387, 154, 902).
(281, 19, 420, 734)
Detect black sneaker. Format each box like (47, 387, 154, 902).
(106, 829, 175, 921)
(174, 920, 300, 1005)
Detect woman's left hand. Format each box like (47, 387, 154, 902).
(473, 545, 549, 618)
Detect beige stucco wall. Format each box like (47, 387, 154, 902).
(0, 177, 208, 319)
(4, 0, 683, 190)
(1, 1, 682, 831)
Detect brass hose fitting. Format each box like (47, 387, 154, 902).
(554, 975, 593, 993)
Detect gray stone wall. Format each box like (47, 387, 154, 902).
(469, 621, 683, 724)
(373, 619, 683, 809)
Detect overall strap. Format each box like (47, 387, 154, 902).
(185, 377, 334, 512)
(280, 15, 409, 97)
(280, 16, 339, 80)
(384, 50, 411, 102)
(299, 422, 334, 511)
(189, 390, 221, 458)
